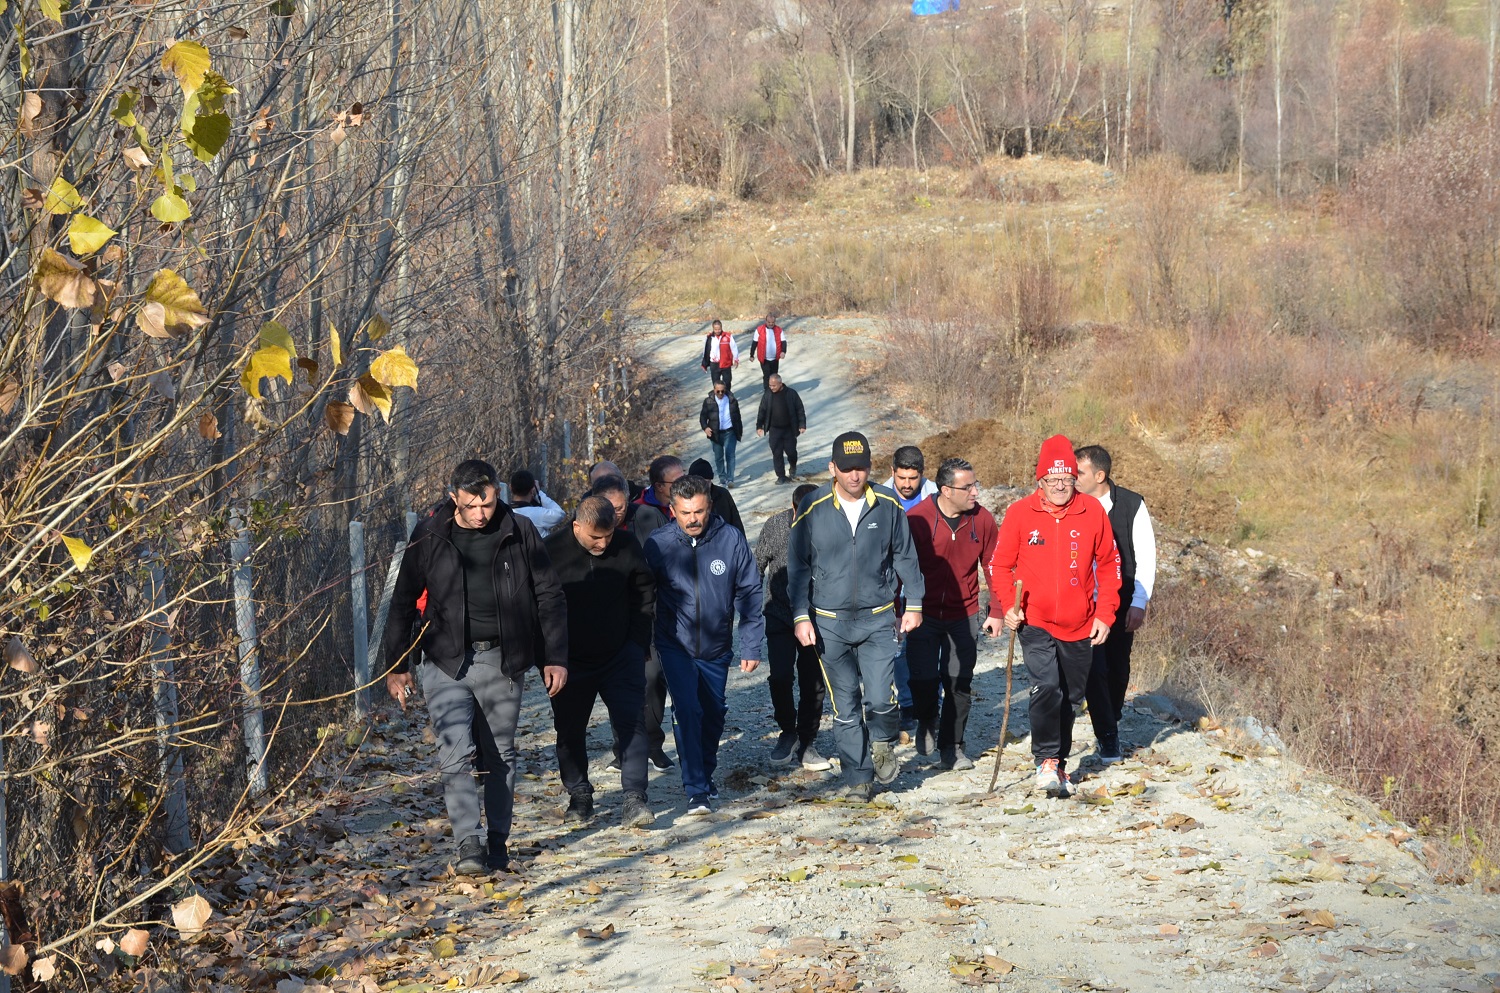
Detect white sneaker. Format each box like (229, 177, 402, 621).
(1035, 757, 1065, 796)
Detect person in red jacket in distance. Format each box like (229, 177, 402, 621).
(982, 435, 1120, 799)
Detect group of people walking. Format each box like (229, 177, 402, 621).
(699, 317, 806, 486)
(381, 325, 1156, 878)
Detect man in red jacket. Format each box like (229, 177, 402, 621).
(982, 435, 1120, 798)
(700, 319, 740, 393)
(750, 314, 787, 391)
(905, 457, 998, 771)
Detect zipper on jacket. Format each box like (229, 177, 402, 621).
(691, 534, 702, 658)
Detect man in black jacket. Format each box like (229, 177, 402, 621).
(544, 495, 658, 828)
(699, 381, 743, 488)
(688, 458, 745, 534)
(755, 374, 807, 484)
(384, 460, 568, 875)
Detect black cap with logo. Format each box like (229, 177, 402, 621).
(831, 431, 872, 471)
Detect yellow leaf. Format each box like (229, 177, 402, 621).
(324, 400, 354, 435)
(197, 411, 220, 439)
(368, 345, 418, 391)
(675, 865, 720, 879)
(364, 312, 390, 341)
(431, 936, 457, 959)
(68, 214, 118, 255)
(350, 374, 391, 421)
(137, 269, 209, 338)
(35, 248, 97, 308)
(161, 40, 211, 94)
(258, 319, 297, 359)
(42, 176, 83, 215)
(151, 192, 191, 223)
(171, 894, 212, 939)
(60, 535, 93, 571)
(328, 322, 342, 366)
(240, 345, 292, 399)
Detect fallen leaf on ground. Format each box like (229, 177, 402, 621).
(576, 923, 616, 941)
(120, 929, 149, 957)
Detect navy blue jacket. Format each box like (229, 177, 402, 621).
(643, 514, 765, 661)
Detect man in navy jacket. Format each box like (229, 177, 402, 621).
(642, 473, 764, 815)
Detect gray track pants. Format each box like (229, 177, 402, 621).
(419, 648, 525, 846)
(813, 608, 900, 785)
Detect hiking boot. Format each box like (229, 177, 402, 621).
(775, 476, 791, 485)
(799, 744, 833, 772)
(916, 721, 938, 757)
(649, 749, 675, 771)
(685, 794, 712, 816)
(563, 791, 594, 825)
(871, 740, 900, 785)
(622, 792, 655, 828)
(1098, 734, 1123, 766)
(1035, 758, 1064, 797)
(454, 836, 489, 875)
(770, 731, 799, 765)
(844, 782, 874, 802)
(942, 747, 975, 772)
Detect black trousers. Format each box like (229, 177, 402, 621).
(1085, 624, 1135, 743)
(616, 648, 667, 760)
(767, 427, 799, 480)
(551, 643, 648, 798)
(709, 365, 733, 392)
(759, 358, 780, 390)
(1019, 624, 1094, 764)
(765, 615, 825, 744)
(906, 613, 981, 752)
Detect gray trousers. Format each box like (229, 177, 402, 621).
(419, 648, 525, 847)
(812, 608, 900, 785)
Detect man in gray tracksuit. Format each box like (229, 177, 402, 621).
(787, 432, 925, 799)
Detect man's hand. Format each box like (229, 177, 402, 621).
(1003, 604, 1025, 631)
(981, 616, 1005, 638)
(1089, 617, 1111, 646)
(1124, 606, 1147, 633)
(543, 665, 568, 697)
(797, 427, 806, 435)
(704, 427, 713, 438)
(756, 428, 765, 437)
(794, 620, 817, 647)
(898, 611, 922, 634)
(386, 670, 415, 711)
(740, 658, 760, 673)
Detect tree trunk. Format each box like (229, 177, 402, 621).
(1123, 0, 1135, 174)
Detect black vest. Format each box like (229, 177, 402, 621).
(1105, 483, 1144, 606)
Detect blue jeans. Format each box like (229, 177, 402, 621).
(892, 639, 914, 708)
(656, 643, 730, 799)
(710, 432, 738, 484)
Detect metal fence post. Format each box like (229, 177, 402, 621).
(230, 516, 269, 796)
(350, 521, 371, 718)
(144, 555, 192, 854)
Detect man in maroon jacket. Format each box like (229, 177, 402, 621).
(905, 457, 999, 771)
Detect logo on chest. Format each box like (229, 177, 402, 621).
(709, 559, 727, 576)
(1027, 529, 1045, 546)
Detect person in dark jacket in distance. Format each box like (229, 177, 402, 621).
(756, 482, 830, 771)
(755, 374, 807, 484)
(688, 458, 745, 534)
(383, 459, 568, 875)
(699, 380, 744, 487)
(788, 432, 925, 800)
(543, 495, 658, 828)
(904, 457, 999, 771)
(631, 455, 684, 541)
(642, 473, 764, 815)
(586, 472, 633, 531)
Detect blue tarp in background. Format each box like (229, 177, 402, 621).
(911, 0, 959, 14)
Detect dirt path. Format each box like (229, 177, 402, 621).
(204, 320, 1499, 993)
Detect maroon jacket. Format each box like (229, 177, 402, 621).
(905, 495, 999, 622)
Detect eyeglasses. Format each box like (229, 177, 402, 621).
(942, 482, 980, 492)
(1041, 476, 1075, 489)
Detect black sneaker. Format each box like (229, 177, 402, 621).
(622, 792, 656, 828)
(454, 836, 489, 875)
(563, 791, 594, 825)
(604, 755, 622, 774)
(775, 476, 790, 485)
(685, 794, 712, 816)
(649, 750, 675, 771)
(485, 832, 510, 871)
(916, 721, 938, 757)
(770, 731, 799, 765)
(1098, 734, 1123, 765)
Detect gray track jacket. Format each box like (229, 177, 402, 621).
(786, 482, 925, 624)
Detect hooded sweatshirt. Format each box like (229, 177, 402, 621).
(987, 489, 1121, 642)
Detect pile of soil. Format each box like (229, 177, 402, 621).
(918, 419, 1237, 541)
